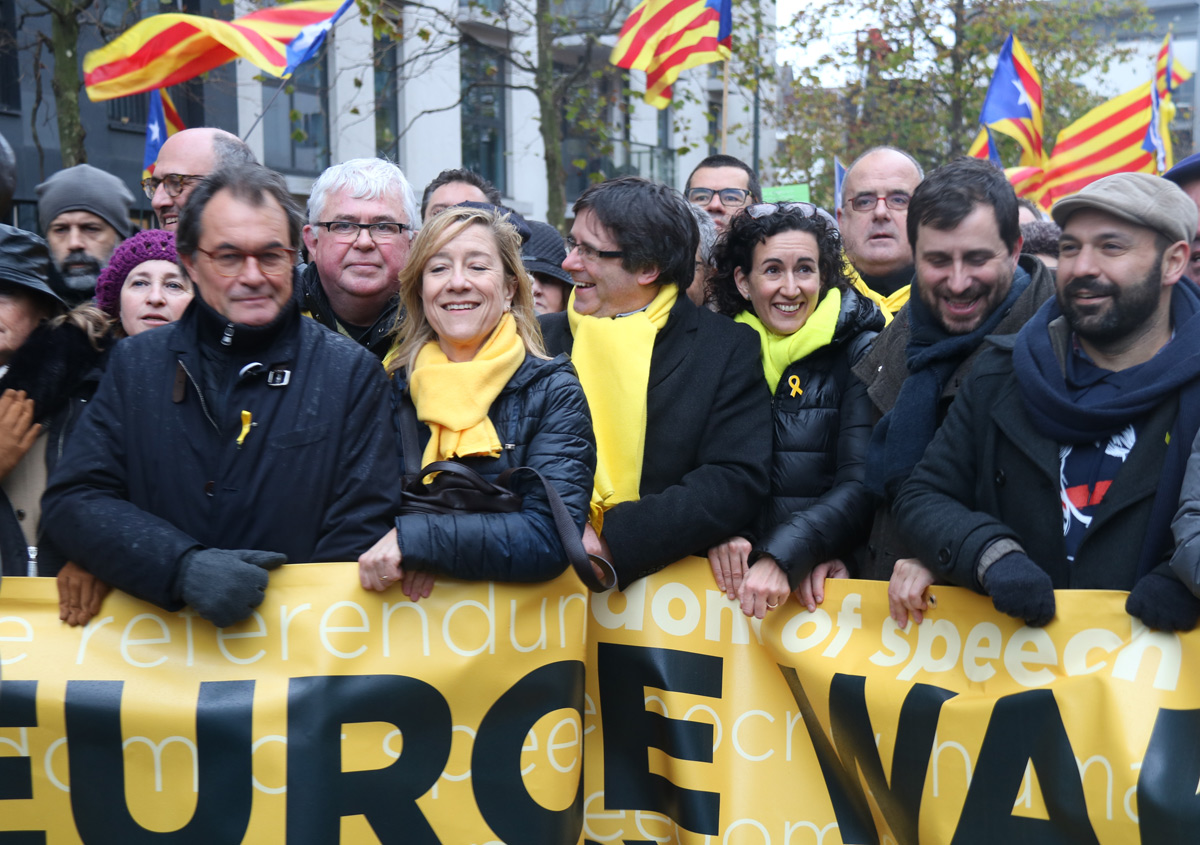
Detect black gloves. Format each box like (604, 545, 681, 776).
(1126, 571, 1200, 632)
(176, 548, 287, 628)
(983, 552, 1056, 627)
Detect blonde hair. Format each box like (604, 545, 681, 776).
(386, 206, 547, 376)
(49, 303, 112, 350)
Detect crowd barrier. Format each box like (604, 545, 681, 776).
(0, 557, 1195, 843)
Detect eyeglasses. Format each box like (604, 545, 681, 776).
(196, 246, 297, 277)
(565, 235, 623, 261)
(686, 187, 753, 208)
(746, 201, 838, 228)
(317, 221, 411, 241)
(845, 192, 911, 214)
(141, 173, 205, 199)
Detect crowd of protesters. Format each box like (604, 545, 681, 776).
(4, 125, 1200, 638)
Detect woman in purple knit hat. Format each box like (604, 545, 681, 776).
(94, 229, 192, 337)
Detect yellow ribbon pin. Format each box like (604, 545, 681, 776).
(237, 410, 253, 448)
(788, 375, 803, 397)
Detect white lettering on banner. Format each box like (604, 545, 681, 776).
(1112, 621, 1181, 690)
(509, 597, 547, 652)
(592, 578, 646, 631)
(547, 716, 580, 773)
(0, 616, 33, 666)
(217, 611, 267, 665)
(583, 791, 625, 842)
(1076, 754, 1114, 820)
(319, 601, 370, 659)
(1062, 628, 1122, 676)
(1003, 628, 1056, 687)
(783, 821, 840, 845)
(44, 737, 68, 792)
(779, 608, 831, 653)
(178, 607, 198, 666)
(443, 584, 496, 657)
(75, 615, 114, 665)
(931, 731, 973, 797)
(120, 613, 172, 668)
(706, 589, 752, 645)
(962, 621, 1002, 682)
(722, 818, 769, 844)
(635, 810, 674, 842)
(522, 728, 537, 777)
(822, 594, 861, 658)
(897, 619, 960, 681)
(279, 603, 313, 660)
(732, 710, 775, 762)
(651, 583, 702, 637)
(123, 736, 198, 792)
(559, 592, 587, 647)
(382, 600, 428, 657)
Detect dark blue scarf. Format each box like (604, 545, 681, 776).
(867, 266, 1032, 497)
(1013, 277, 1200, 578)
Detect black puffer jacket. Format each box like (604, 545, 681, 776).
(391, 352, 596, 582)
(752, 287, 884, 586)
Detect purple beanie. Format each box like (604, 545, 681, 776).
(94, 229, 179, 319)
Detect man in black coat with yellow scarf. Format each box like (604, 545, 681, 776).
(539, 177, 771, 589)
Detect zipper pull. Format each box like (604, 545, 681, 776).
(221, 323, 235, 346)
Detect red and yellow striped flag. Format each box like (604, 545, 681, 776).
(1157, 30, 1192, 98)
(1042, 82, 1158, 205)
(84, 0, 343, 102)
(610, 0, 732, 109)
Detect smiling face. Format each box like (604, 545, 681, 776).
(179, 190, 294, 327)
(421, 223, 515, 361)
(119, 259, 193, 336)
(836, 149, 922, 278)
(1056, 209, 1183, 353)
(151, 130, 217, 230)
(734, 229, 823, 335)
(562, 208, 659, 317)
(915, 204, 1019, 335)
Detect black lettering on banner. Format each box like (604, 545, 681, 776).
(828, 673, 957, 845)
(0, 680, 44, 845)
(1136, 706, 1200, 840)
(596, 643, 721, 835)
(64, 680, 255, 843)
(285, 674, 451, 844)
(951, 690, 1099, 844)
(472, 660, 585, 842)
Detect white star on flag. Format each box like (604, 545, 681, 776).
(148, 122, 161, 144)
(1012, 78, 1032, 111)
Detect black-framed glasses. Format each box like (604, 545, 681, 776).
(565, 235, 623, 261)
(317, 221, 411, 241)
(141, 173, 205, 199)
(196, 246, 297, 277)
(846, 192, 911, 213)
(746, 201, 838, 228)
(686, 187, 753, 208)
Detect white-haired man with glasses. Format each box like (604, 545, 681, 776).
(299, 158, 420, 360)
(42, 164, 400, 629)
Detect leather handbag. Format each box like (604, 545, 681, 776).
(397, 392, 615, 592)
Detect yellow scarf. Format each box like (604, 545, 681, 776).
(735, 287, 842, 395)
(408, 312, 525, 466)
(567, 284, 677, 530)
(844, 260, 907, 319)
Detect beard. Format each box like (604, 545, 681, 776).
(59, 249, 103, 293)
(1057, 262, 1163, 347)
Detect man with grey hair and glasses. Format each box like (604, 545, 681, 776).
(299, 158, 419, 359)
(142, 127, 257, 231)
(43, 163, 399, 629)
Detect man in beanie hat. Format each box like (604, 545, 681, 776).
(893, 172, 1200, 632)
(36, 163, 134, 304)
(522, 220, 572, 314)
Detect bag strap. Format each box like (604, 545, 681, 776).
(500, 466, 616, 593)
(413, 461, 509, 494)
(397, 389, 425, 479)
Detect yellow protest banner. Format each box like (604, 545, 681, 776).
(0, 563, 589, 844)
(3, 557, 1197, 843)
(584, 557, 1200, 845)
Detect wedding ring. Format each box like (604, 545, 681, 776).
(381, 575, 391, 581)
(766, 601, 778, 609)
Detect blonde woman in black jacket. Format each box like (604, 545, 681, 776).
(707, 203, 884, 618)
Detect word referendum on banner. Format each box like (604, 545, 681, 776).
(0, 564, 589, 844)
(2, 558, 1197, 843)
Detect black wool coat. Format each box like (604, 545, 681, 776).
(892, 333, 1176, 592)
(41, 299, 401, 610)
(753, 287, 884, 587)
(540, 290, 772, 588)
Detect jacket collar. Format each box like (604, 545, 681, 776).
(298, 262, 400, 355)
(169, 295, 301, 369)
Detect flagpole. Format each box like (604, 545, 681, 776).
(242, 76, 290, 143)
(721, 58, 730, 154)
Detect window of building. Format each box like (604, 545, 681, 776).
(375, 37, 400, 160)
(0, 0, 21, 113)
(262, 57, 329, 175)
(461, 38, 507, 196)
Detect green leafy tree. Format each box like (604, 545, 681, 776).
(771, 0, 1152, 208)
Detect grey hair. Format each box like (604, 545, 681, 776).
(306, 158, 420, 231)
(686, 202, 719, 265)
(212, 132, 257, 168)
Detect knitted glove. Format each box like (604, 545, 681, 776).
(1126, 571, 1200, 632)
(983, 552, 1056, 627)
(176, 548, 287, 628)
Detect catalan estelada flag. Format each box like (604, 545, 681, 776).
(1157, 29, 1192, 98)
(84, 0, 343, 102)
(977, 33, 1046, 170)
(141, 88, 186, 180)
(1042, 81, 1158, 204)
(967, 127, 1001, 165)
(610, 0, 732, 109)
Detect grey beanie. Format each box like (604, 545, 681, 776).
(36, 164, 134, 238)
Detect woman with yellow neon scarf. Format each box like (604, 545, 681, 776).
(358, 205, 595, 599)
(708, 203, 884, 619)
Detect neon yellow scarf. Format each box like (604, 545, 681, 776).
(567, 284, 677, 530)
(844, 259, 906, 320)
(735, 287, 842, 395)
(408, 312, 525, 466)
